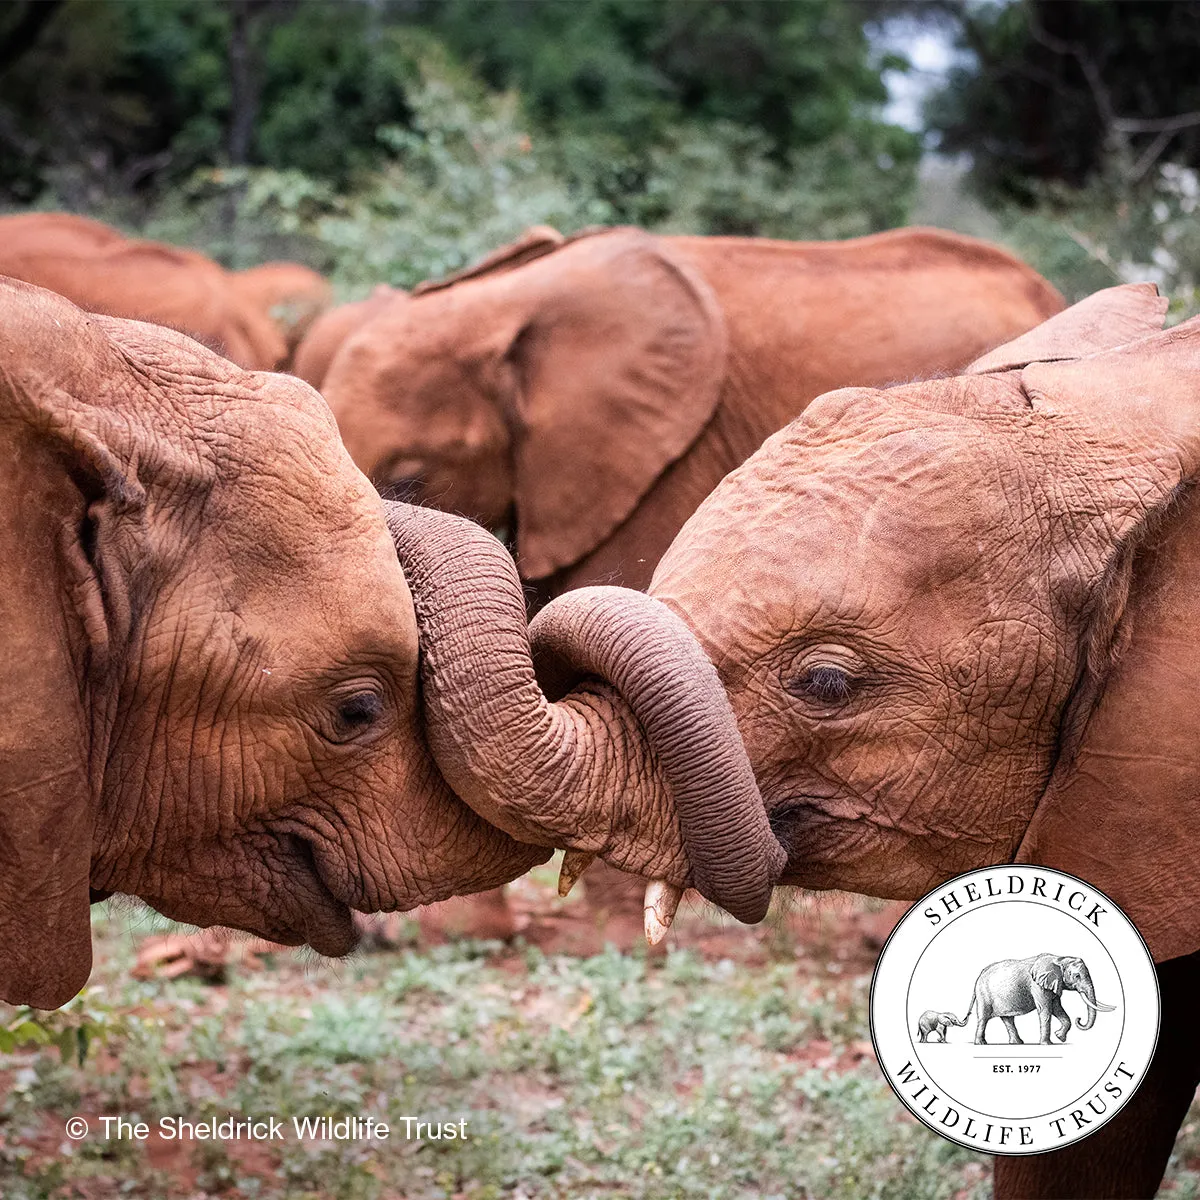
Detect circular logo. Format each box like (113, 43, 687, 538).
(870, 865, 1159, 1155)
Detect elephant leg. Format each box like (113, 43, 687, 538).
(918, 1030, 928, 1042)
(530, 859, 662, 957)
(1038, 1006, 1053, 1044)
(994, 951, 1200, 1200)
(417, 886, 519, 943)
(936, 1027, 946, 1043)
(582, 859, 659, 949)
(975, 1005, 991, 1045)
(1051, 999, 1071, 1043)
(1001, 1015, 1024, 1044)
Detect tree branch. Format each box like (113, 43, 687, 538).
(1113, 112, 1200, 135)
(1026, 1, 1199, 180)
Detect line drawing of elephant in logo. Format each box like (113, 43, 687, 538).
(916, 1010, 967, 1043)
(963, 953, 1116, 1045)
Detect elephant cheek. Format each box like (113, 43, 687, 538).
(311, 766, 552, 914)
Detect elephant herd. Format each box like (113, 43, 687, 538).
(4, 210, 1200, 1198)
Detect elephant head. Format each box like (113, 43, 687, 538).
(292, 285, 405, 391)
(1, 278, 779, 1007)
(321, 226, 727, 580)
(1034, 955, 1115, 1030)
(0, 214, 288, 372)
(646, 283, 1200, 961)
(230, 262, 333, 358)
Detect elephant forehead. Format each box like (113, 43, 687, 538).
(654, 417, 1032, 641)
(201, 376, 418, 657)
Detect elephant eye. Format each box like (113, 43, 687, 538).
(331, 688, 385, 740)
(787, 665, 854, 706)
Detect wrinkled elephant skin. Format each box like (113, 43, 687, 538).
(642, 283, 1200, 1198)
(1, 277, 776, 1009)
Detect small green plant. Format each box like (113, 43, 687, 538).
(0, 989, 123, 1066)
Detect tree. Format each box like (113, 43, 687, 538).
(928, 0, 1200, 202)
(411, 0, 907, 160)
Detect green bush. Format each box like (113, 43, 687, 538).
(993, 160, 1200, 317)
(131, 40, 917, 296)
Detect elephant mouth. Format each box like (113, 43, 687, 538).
(126, 834, 358, 959)
(278, 834, 359, 957)
(767, 797, 981, 899)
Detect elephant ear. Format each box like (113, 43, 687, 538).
(1012, 314, 1200, 962)
(967, 283, 1168, 374)
(413, 226, 566, 296)
(502, 228, 727, 579)
(0, 280, 147, 1006)
(1032, 960, 1064, 996)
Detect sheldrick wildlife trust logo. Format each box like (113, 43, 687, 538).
(870, 865, 1159, 1155)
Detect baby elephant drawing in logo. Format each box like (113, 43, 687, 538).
(965, 953, 1116, 1045)
(915, 1010, 966, 1043)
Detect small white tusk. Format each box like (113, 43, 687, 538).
(557, 850, 596, 897)
(644, 880, 684, 946)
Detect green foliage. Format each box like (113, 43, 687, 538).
(0, 906, 1000, 1199)
(255, 6, 414, 187)
(0, 991, 122, 1066)
(1, 0, 919, 252)
(417, 0, 908, 158)
(995, 160, 1200, 315)
(908, 152, 1200, 318)
(0, 0, 230, 205)
(150, 42, 916, 294)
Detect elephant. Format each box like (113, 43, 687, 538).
(639, 282, 1200, 1196)
(229, 261, 333, 361)
(292, 284, 405, 390)
(321, 223, 1063, 600)
(916, 1009, 965, 1043)
(965, 954, 1114, 1045)
(0, 212, 287, 371)
(0, 275, 784, 1009)
(319, 223, 1063, 937)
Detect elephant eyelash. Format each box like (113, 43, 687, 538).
(787, 665, 854, 705)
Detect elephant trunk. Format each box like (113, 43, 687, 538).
(385, 502, 785, 924)
(1074, 970, 1116, 1029)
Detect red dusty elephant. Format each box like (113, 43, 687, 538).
(321, 224, 1064, 598)
(292, 284, 404, 390)
(289, 225, 566, 390)
(0, 275, 778, 1007)
(638, 284, 1200, 1197)
(319, 224, 1065, 940)
(0, 212, 287, 371)
(229, 261, 333, 363)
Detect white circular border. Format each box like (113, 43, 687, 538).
(869, 865, 1160, 1156)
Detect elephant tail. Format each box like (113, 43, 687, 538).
(959, 993, 975, 1025)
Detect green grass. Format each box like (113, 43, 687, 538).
(1, 881, 1197, 1199)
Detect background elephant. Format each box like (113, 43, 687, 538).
(292, 284, 405, 390)
(319, 222, 1063, 936)
(229, 261, 333, 362)
(641, 283, 1198, 1196)
(966, 954, 1114, 1045)
(916, 1010, 965, 1043)
(321, 223, 1063, 598)
(0, 276, 780, 1009)
(0, 213, 287, 370)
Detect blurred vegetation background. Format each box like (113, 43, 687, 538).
(2, 0, 1199, 311)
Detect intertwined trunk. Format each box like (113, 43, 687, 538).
(386, 502, 784, 924)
